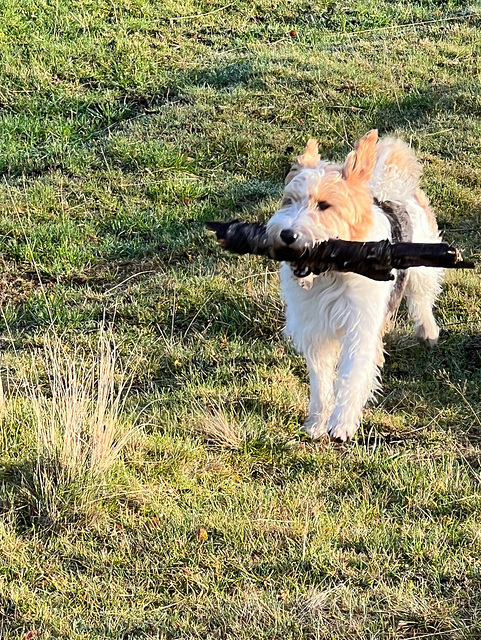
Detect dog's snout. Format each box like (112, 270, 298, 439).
(280, 229, 298, 245)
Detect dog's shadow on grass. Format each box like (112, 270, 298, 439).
(234, 321, 481, 453)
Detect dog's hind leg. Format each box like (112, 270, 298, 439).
(301, 339, 339, 439)
(405, 267, 443, 347)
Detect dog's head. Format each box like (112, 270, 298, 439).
(266, 130, 378, 252)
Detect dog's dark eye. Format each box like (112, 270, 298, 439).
(317, 201, 331, 211)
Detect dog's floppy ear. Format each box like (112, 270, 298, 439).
(342, 129, 378, 183)
(285, 139, 320, 184)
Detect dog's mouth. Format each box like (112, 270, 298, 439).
(290, 259, 312, 278)
(287, 231, 342, 281)
(265, 218, 341, 281)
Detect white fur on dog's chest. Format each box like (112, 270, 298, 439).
(280, 263, 392, 345)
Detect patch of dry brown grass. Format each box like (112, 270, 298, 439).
(29, 329, 139, 480)
(194, 403, 244, 450)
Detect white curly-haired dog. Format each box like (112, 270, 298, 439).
(266, 129, 443, 441)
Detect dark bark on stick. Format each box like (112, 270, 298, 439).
(206, 220, 475, 282)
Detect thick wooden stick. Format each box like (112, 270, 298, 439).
(206, 220, 475, 281)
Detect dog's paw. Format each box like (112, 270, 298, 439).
(301, 416, 328, 440)
(327, 420, 357, 442)
(415, 323, 439, 348)
(327, 426, 350, 442)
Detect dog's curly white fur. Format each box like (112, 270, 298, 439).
(266, 130, 443, 441)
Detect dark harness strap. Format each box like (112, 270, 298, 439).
(374, 198, 412, 314)
(374, 198, 413, 243)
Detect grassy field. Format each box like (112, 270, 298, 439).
(1, 1, 481, 638)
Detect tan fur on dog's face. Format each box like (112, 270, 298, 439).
(267, 130, 379, 249)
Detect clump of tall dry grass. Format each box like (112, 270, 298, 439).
(30, 329, 136, 479)
(3, 328, 141, 527)
(29, 329, 138, 481)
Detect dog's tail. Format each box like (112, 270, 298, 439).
(370, 137, 422, 203)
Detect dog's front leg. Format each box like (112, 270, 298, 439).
(326, 325, 383, 442)
(301, 339, 338, 439)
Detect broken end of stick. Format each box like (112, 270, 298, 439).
(450, 248, 475, 270)
(206, 219, 272, 256)
(205, 220, 222, 232)
(205, 220, 236, 240)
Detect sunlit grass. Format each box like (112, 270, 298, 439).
(0, 2, 481, 638)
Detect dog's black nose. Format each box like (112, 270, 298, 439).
(280, 229, 298, 245)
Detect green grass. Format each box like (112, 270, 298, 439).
(1, 1, 481, 638)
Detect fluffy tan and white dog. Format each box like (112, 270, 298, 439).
(266, 130, 443, 441)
